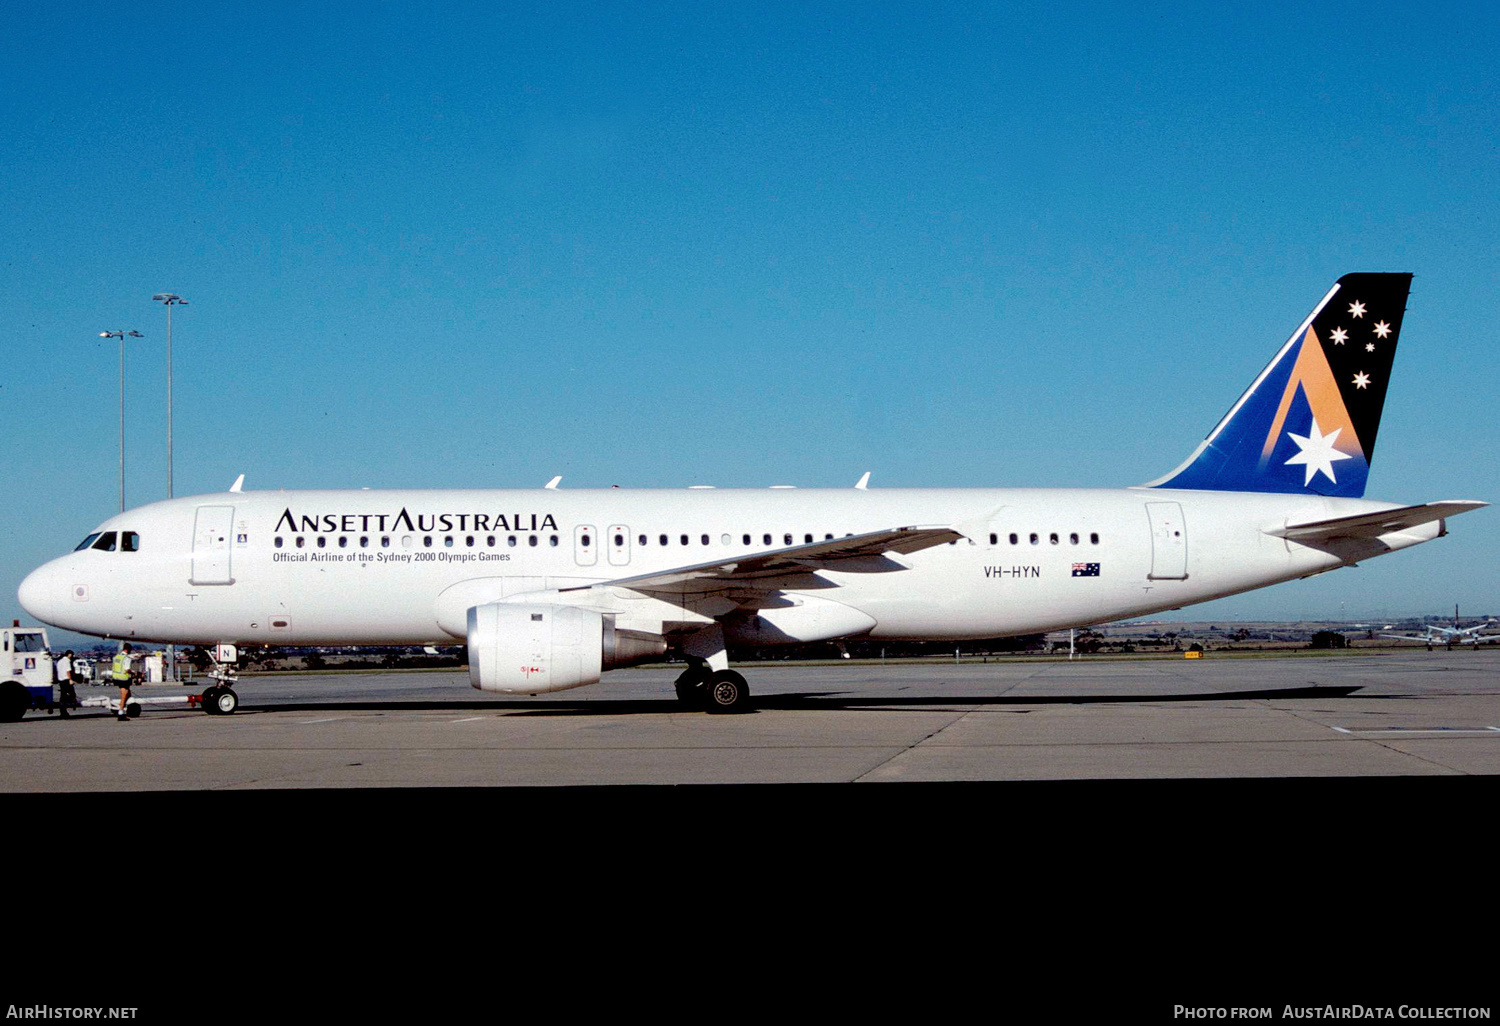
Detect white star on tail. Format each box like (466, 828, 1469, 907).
(1353, 371, 1371, 389)
(1284, 416, 1354, 486)
(1331, 327, 1349, 344)
(1349, 301, 1366, 318)
(1373, 320, 1392, 338)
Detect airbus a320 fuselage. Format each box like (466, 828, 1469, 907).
(16, 273, 1485, 713)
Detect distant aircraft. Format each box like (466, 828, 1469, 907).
(1380, 606, 1500, 648)
(13, 273, 1487, 718)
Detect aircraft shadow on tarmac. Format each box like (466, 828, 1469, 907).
(236, 684, 1365, 717)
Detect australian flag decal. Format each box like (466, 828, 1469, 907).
(1071, 563, 1101, 577)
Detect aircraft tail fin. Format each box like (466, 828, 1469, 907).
(1144, 272, 1413, 497)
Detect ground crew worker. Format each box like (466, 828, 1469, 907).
(54, 649, 77, 718)
(111, 644, 135, 722)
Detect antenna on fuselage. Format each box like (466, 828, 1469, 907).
(229, 474, 244, 493)
(854, 472, 871, 490)
(544, 476, 562, 490)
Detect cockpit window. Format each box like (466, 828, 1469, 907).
(121, 532, 140, 552)
(91, 532, 118, 552)
(74, 533, 102, 551)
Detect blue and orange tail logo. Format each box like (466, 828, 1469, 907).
(1145, 273, 1412, 498)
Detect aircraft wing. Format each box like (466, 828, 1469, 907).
(1268, 501, 1488, 543)
(561, 526, 963, 596)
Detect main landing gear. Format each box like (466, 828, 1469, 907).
(674, 666, 751, 714)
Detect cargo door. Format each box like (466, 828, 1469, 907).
(1146, 501, 1188, 580)
(191, 505, 236, 585)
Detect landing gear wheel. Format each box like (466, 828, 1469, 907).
(674, 669, 707, 708)
(202, 685, 222, 714)
(126, 702, 142, 718)
(211, 687, 239, 715)
(703, 670, 750, 714)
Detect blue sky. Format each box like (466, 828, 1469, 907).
(2, 0, 1496, 626)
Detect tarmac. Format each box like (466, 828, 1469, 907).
(4, 649, 1498, 790)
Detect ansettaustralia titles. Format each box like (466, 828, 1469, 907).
(1174, 1008, 1491, 1020)
(274, 508, 558, 535)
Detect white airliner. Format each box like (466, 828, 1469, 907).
(14, 273, 1486, 715)
(1380, 606, 1500, 648)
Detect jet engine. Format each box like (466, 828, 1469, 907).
(466, 603, 666, 694)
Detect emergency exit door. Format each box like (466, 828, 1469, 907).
(191, 505, 236, 585)
(1145, 501, 1188, 580)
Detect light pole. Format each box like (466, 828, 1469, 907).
(100, 330, 144, 512)
(152, 293, 188, 498)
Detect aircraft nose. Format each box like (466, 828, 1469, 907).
(18, 562, 65, 625)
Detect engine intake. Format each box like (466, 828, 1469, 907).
(467, 603, 665, 694)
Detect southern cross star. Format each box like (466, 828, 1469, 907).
(1330, 327, 1349, 344)
(1349, 300, 1366, 318)
(1353, 371, 1371, 389)
(1373, 320, 1392, 338)
(1284, 416, 1354, 486)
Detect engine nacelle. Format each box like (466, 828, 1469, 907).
(466, 603, 667, 694)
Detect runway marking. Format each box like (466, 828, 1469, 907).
(1332, 726, 1500, 735)
(298, 717, 346, 724)
(449, 717, 484, 723)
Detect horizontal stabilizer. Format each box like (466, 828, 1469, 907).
(1268, 501, 1488, 542)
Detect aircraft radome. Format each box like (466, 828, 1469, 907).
(14, 273, 1486, 716)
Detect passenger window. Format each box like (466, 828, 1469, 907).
(660, 534, 669, 546)
(318, 536, 327, 548)
(339, 536, 349, 549)
(743, 534, 751, 545)
(616, 534, 625, 546)
(383, 536, 392, 548)
(528, 536, 538, 547)
(784, 534, 792, 546)
(581, 535, 591, 547)
(638, 535, 647, 546)
(1050, 533, 1058, 545)
(121, 532, 140, 552)
(1091, 533, 1100, 545)
(549, 535, 558, 547)
(424, 536, 433, 547)
(508, 536, 517, 547)
(274, 536, 283, 549)
(486, 536, 496, 547)
(295, 536, 305, 549)
(763, 534, 772, 546)
(1070, 533, 1079, 545)
(701, 534, 710, 546)
(680, 534, 689, 546)
(444, 536, 454, 547)
(1029, 533, 1039, 545)
(989, 533, 997, 545)
(360, 536, 370, 548)
(465, 536, 474, 547)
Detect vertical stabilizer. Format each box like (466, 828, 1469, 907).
(1145, 272, 1412, 497)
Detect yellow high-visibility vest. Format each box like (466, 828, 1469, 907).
(111, 652, 131, 682)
